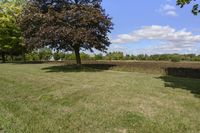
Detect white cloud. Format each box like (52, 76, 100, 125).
(159, 4, 178, 17)
(111, 25, 200, 54)
(108, 44, 128, 53)
(165, 10, 178, 17)
(162, 4, 175, 11)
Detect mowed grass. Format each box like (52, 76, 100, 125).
(0, 64, 200, 133)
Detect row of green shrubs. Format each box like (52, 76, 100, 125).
(25, 51, 200, 62)
(1, 48, 200, 62)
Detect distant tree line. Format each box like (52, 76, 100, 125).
(1, 50, 200, 62)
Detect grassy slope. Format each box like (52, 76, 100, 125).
(0, 64, 200, 133)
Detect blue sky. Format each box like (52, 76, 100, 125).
(101, 0, 200, 55)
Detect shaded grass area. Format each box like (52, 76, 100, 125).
(165, 67, 200, 79)
(40, 60, 200, 79)
(6, 60, 200, 78)
(0, 64, 200, 133)
(42, 64, 116, 72)
(159, 76, 200, 98)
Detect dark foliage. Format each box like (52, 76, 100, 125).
(177, 0, 200, 15)
(18, 0, 113, 64)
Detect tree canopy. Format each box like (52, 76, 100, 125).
(0, 0, 23, 63)
(19, 0, 113, 64)
(177, 0, 200, 15)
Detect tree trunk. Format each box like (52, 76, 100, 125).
(1, 52, 6, 63)
(74, 47, 81, 65)
(11, 54, 14, 62)
(22, 48, 26, 63)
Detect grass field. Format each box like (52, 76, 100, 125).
(0, 63, 200, 133)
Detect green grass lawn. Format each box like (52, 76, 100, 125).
(0, 63, 200, 133)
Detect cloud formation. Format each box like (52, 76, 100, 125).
(159, 4, 178, 17)
(111, 25, 200, 54)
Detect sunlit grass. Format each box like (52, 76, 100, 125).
(0, 63, 200, 133)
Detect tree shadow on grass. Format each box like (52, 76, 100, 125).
(165, 67, 200, 79)
(42, 64, 116, 73)
(4, 61, 45, 65)
(158, 76, 200, 98)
